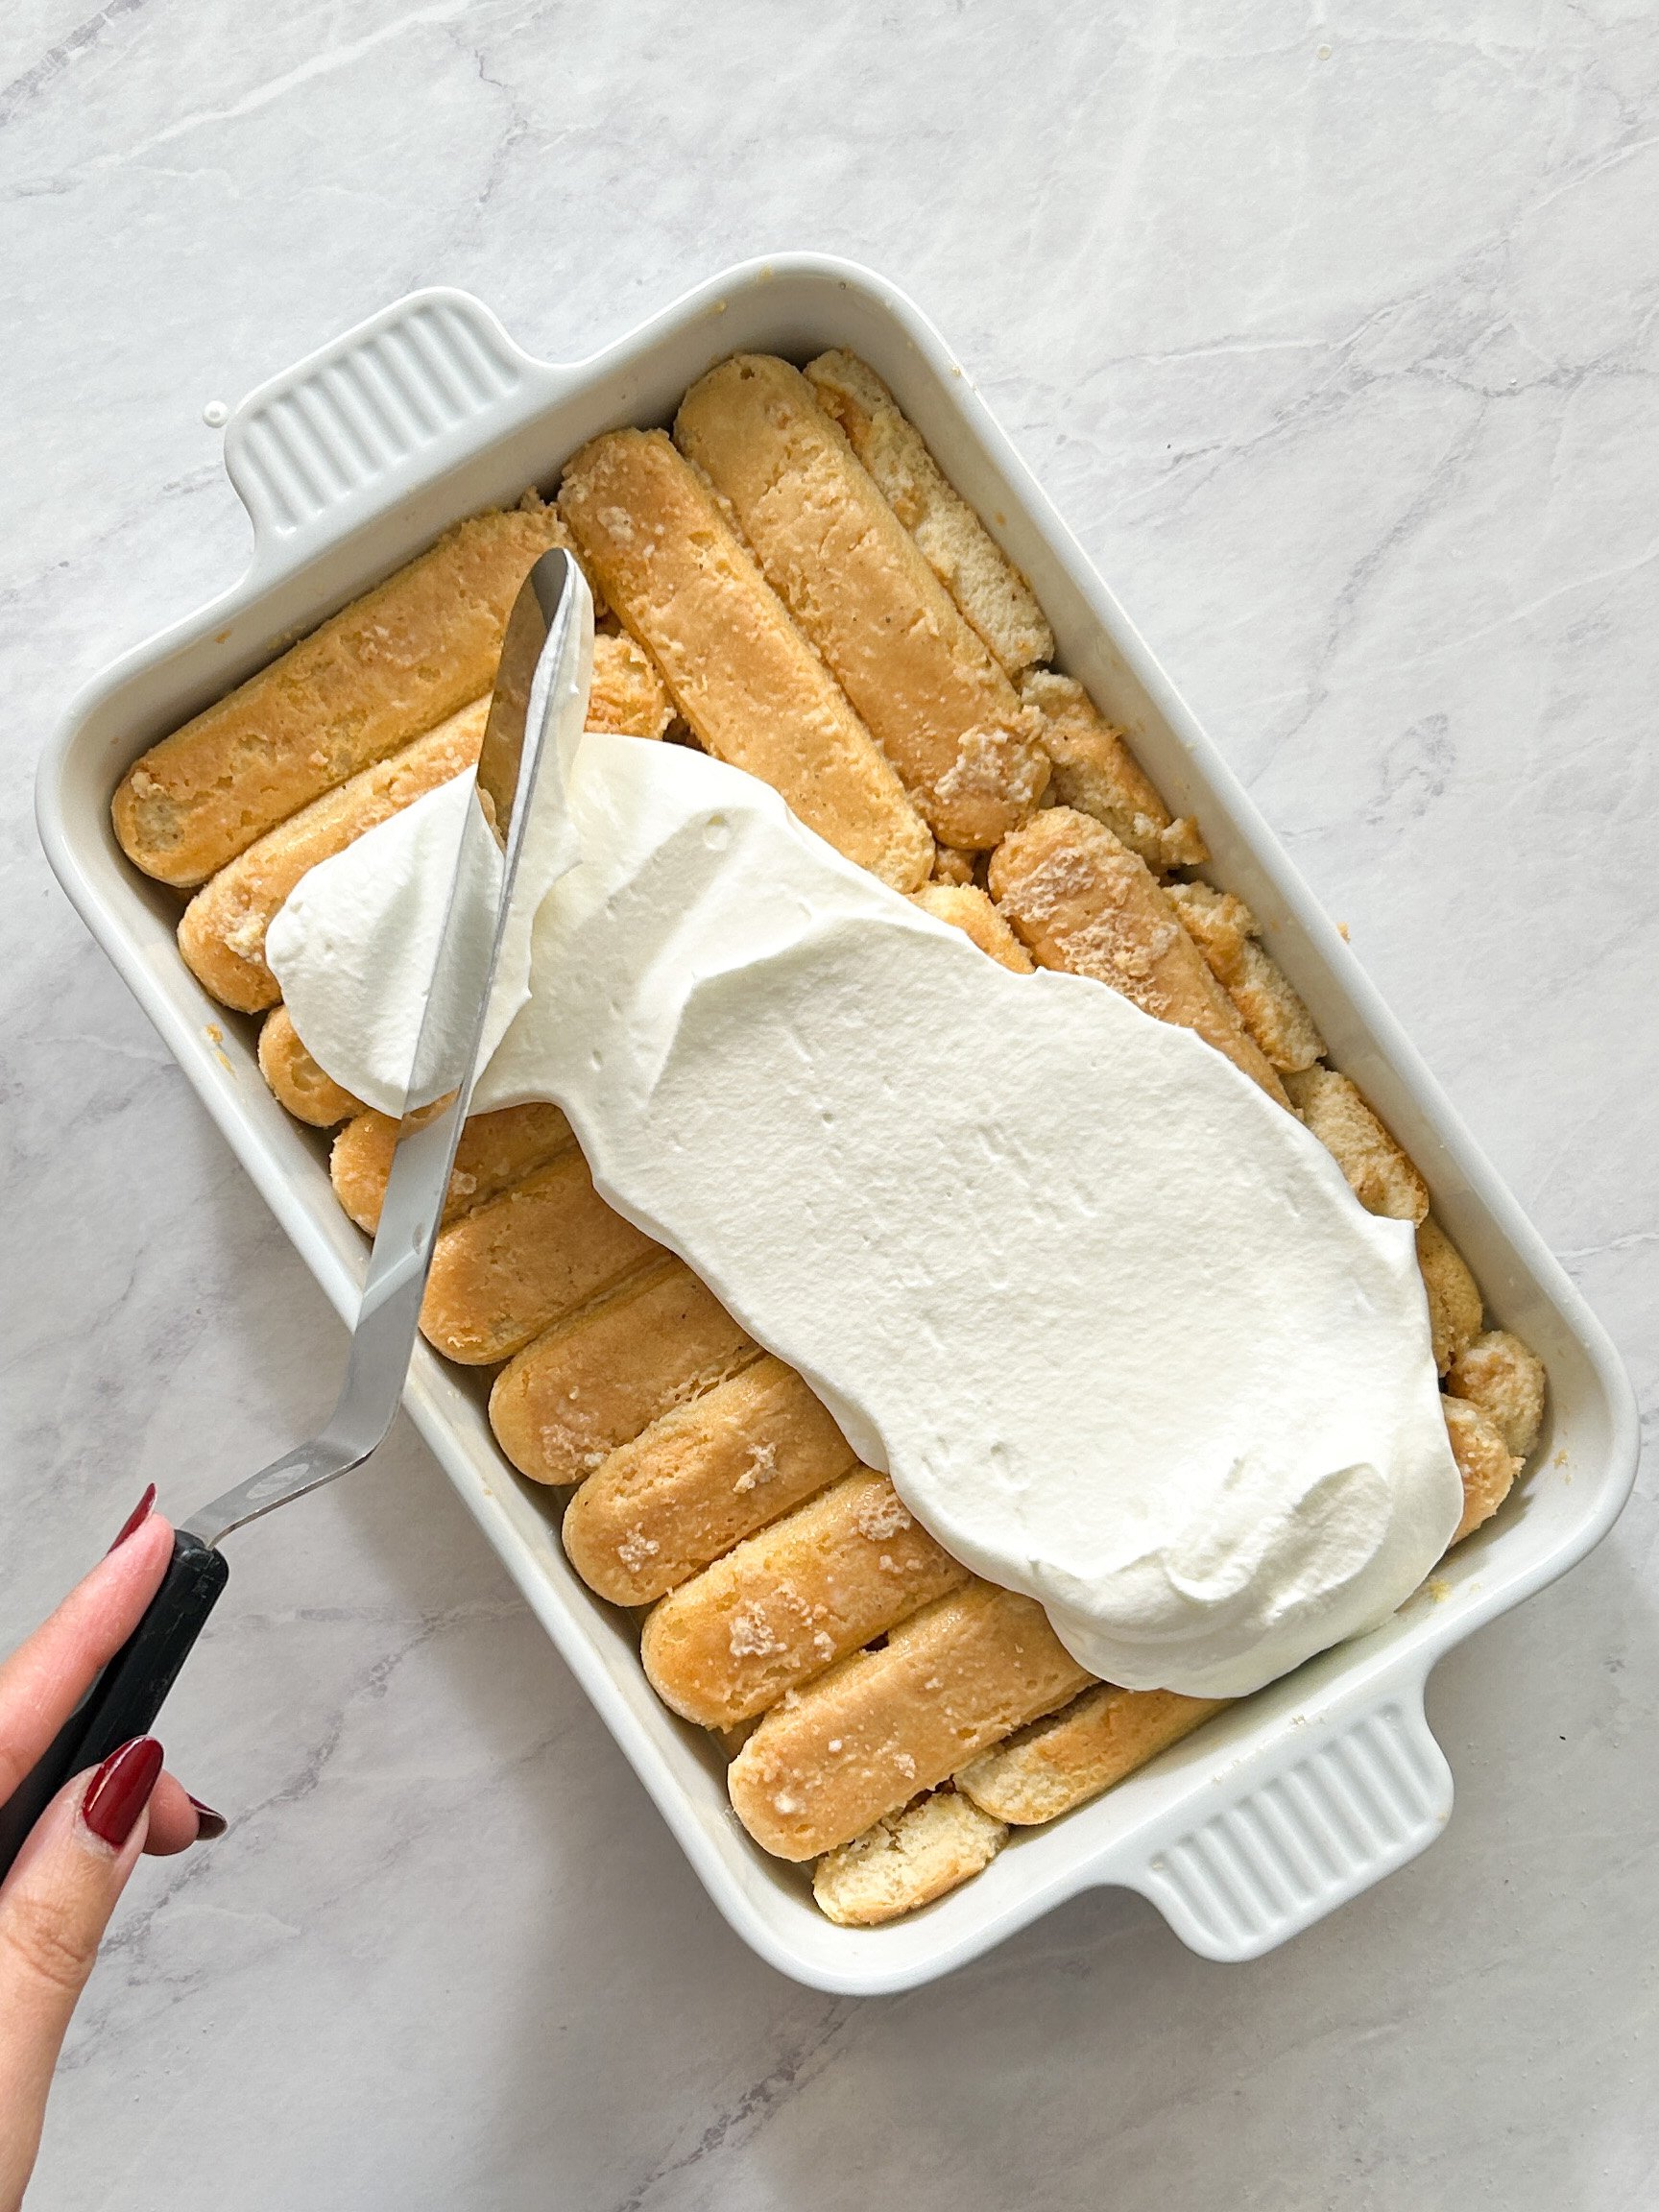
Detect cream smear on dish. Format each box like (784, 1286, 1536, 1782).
(267, 732, 1461, 1698)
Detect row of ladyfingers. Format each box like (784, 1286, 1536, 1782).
(114, 350, 1546, 1928)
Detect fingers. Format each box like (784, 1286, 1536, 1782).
(0, 1743, 160, 2212)
(144, 1770, 219, 1857)
(0, 1508, 174, 1806)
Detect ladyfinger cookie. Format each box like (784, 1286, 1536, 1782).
(640, 1468, 970, 1729)
(329, 1101, 575, 1234)
(989, 807, 1289, 1105)
(584, 630, 676, 739)
(955, 1684, 1230, 1826)
(490, 1258, 757, 1486)
(1443, 1395, 1522, 1544)
(114, 496, 570, 887)
(561, 1355, 857, 1605)
(812, 1788, 1008, 1928)
(1165, 880, 1325, 1075)
(803, 349, 1053, 679)
(908, 883, 1034, 973)
(179, 634, 671, 1014)
(1416, 1214, 1484, 1374)
(421, 1151, 659, 1365)
(258, 1005, 363, 1127)
(675, 356, 1050, 851)
(1282, 1067, 1430, 1221)
(727, 1582, 1093, 1861)
(180, 699, 489, 1013)
(931, 844, 977, 885)
(1019, 670, 1206, 872)
(558, 429, 932, 891)
(1447, 1330, 1547, 1460)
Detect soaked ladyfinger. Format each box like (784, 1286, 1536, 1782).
(180, 634, 670, 1014)
(1020, 670, 1206, 872)
(955, 1684, 1229, 1826)
(562, 1356, 857, 1605)
(640, 1468, 970, 1729)
(490, 1259, 757, 1486)
(1416, 1214, 1484, 1374)
(931, 844, 977, 885)
(1166, 880, 1325, 1075)
(989, 807, 1289, 1105)
(258, 1005, 363, 1127)
(1443, 1395, 1521, 1543)
(114, 497, 571, 887)
(1447, 1330, 1547, 1460)
(727, 1582, 1092, 1861)
(908, 883, 1034, 973)
(583, 630, 676, 739)
(329, 1101, 574, 1234)
(421, 1151, 658, 1364)
(675, 356, 1049, 851)
(804, 349, 1053, 678)
(1282, 1067, 1429, 1221)
(180, 700, 490, 1013)
(559, 429, 931, 891)
(812, 1789, 1008, 1928)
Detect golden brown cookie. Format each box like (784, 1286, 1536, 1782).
(180, 699, 489, 1012)
(1447, 1329, 1547, 1459)
(329, 1101, 574, 1234)
(907, 883, 1034, 972)
(956, 1683, 1229, 1824)
(1416, 1214, 1484, 1374)
(639, 1468, 969, 1728)
(1166, 879, 1324, 1075)
(114, 497, 570, 886)
(727, 1581, 1092, 1860)
(257, 1005, 363, 1127)
(1283, 1067, 1430, 1221)
(1020, 670, 1206, 871)
(559, 428, 931, 890)
(812, 1788, 1008, 1926)
(421, 1150, 658, 1364)
(804, 349, 1053, 677)
(990, 807, 1289, 1104)
(675, 356, 1050, 850)
(490, 1259, 757, 1485)
(1444, 1394, 1521, 1543)
(560, 1355, 857, 1605)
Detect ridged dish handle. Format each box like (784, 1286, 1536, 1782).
(1120, 1669, 1453, 1961)
(224, 289, 563, 579)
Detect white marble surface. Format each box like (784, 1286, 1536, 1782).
(3, 2, 1656, 2203)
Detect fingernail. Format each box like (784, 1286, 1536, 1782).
(187, 1793, 227, 1841)
(83, 1738, 164, 1849)
(107, 1483, 156, 1554)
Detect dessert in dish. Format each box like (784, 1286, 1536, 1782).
(269, 733, 1463, 1704)
(112, 349, 1548, 1928)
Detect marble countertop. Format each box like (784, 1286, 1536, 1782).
(4, 3, 1656, 2204)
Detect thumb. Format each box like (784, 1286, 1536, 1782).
(0, 1740, 161, 2212)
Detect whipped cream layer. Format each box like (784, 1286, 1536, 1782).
(268, 734, 1462, 1698)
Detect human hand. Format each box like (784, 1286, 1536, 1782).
(0, 1491, 222, 2210)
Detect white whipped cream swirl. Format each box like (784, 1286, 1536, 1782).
(268, 733, 1461, 1698)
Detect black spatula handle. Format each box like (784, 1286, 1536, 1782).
(0, 1530, 228, 1880)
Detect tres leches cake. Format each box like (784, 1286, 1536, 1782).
(113, 351, 1546, 1929)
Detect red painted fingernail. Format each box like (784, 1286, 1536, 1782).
(107, 1483, 156, 1554)
(187, 1793, 227, 1840)
(83, 1738, 164, 1848)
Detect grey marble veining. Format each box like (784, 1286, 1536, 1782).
(3, 3, 1655, 2205)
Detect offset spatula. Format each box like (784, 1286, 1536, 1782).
(0, 547, 593, 1877)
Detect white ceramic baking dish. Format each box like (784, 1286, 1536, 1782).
(36, 257, 1638, 1995)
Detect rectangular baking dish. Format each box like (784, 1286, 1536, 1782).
(36, 257, 1639, 1995)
